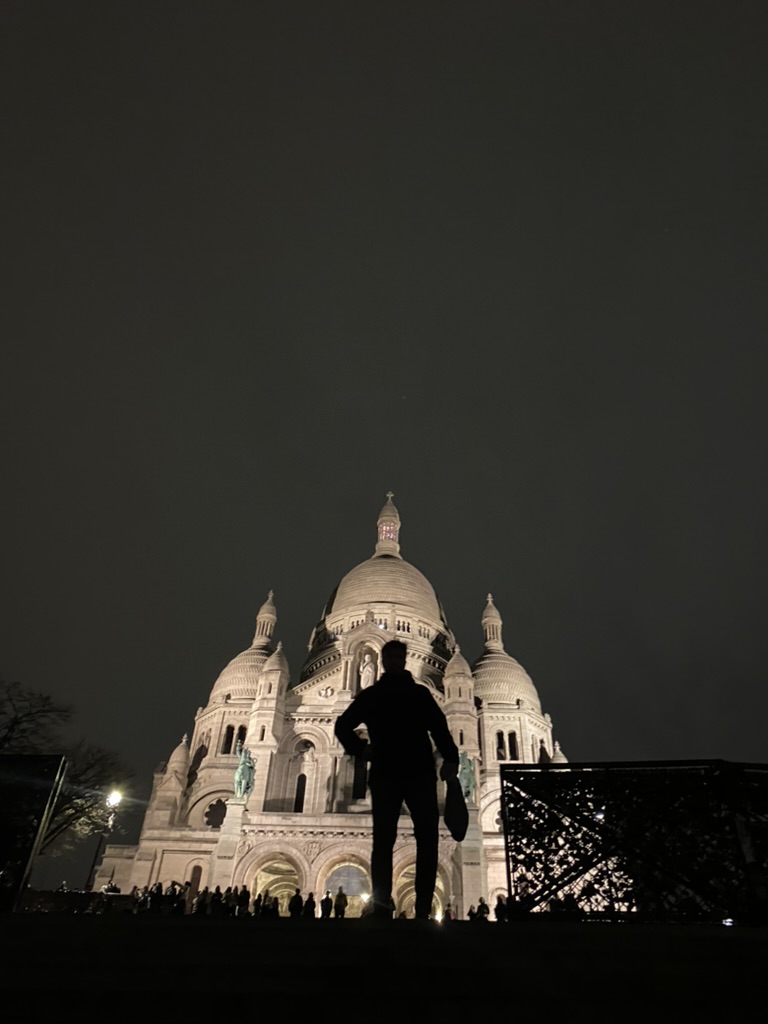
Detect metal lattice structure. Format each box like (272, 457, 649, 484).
(499, 760, 768, 923)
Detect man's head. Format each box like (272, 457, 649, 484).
(381, 639, 407, 673)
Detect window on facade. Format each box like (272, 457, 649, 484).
(204, 799, 227, 828)
(496, 731, 506, 760)
(294, 774, 307, 813)
(508, 731, 519, 760)
(236, 725, 247, 747)
(259, 726, 266, 742)
(221, 725, 235, 755)
(459, 729, 464, 745)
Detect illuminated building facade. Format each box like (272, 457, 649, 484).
(97, 495, 567, 917)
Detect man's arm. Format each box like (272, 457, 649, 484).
(334, 696, 370, 758)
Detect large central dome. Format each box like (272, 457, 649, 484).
(329, 554, 443, 623)
(321, 495, 447, 625)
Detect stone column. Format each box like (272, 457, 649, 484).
(341, 655, 353, 691)
(208, 798, 247, 891)
(451, 806, 486, 919)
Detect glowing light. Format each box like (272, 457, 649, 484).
(107, 790, 123, 808)
(722, 918, 734, 927)
(360, 893, 370, 903)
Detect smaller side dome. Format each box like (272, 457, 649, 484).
(552, 741, 568, 763)
(263, 640, 289, 674)
(445, 645, 472, 678)
(210, 595, 279, 701)
(167, 734, 190, 773)
(472, 597, 542, 711)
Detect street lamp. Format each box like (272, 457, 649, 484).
(85, 789, 123, 891)
(106, 790, 122, 829)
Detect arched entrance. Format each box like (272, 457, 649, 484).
(323, 863, 371, 919)
(393, 863, 448, 920)
(248, 856, 301, 917)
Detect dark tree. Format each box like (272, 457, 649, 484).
(0, 681, 133, 854)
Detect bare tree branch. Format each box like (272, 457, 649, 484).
(0, 681, 133, 854)
(0, 681, 72, 754)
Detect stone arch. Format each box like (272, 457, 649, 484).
(341, 626, 385, 657)
(479, 786, 503, 834)
(489, 884, 508, 911)
(391, 846, 451, 919)
(274, 729, 332, 815)
(187, 787, 234, 828)
(236, 842, 311, 915)
(312, 842, 372, 918)
(236, 841, 311, 892)
(276, 723, 332, 757)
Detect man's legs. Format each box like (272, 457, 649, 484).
(369, 777, 404, 916)
(405, 774, 440, 919)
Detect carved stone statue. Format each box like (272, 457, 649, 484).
(458, 751, 477, 805)
(359, 652, 376, 690)
(234, 746, 255, 799)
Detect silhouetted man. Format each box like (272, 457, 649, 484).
(335, 639, 459, 920)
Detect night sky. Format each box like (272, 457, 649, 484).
(2, 2, 767, 863)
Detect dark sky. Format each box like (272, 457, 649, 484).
(2, 1, 767, 848)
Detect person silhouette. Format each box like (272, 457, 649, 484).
(334, 886, 348, 919)
(334, 638, 459, 920)
(320, 889, 333, 918)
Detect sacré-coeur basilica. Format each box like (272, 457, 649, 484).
(97, 494, 566, 916)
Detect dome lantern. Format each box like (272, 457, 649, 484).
(253, 590, 277, 644)
(375, 491, 401, 557)
(482, 593, 503, 651)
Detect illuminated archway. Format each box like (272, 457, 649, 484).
(247, 857, 301, 916)
(392, 859, 449, 920)
(324, 862, 371, 919)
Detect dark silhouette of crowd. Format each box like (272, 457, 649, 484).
(63, 876, 522, 923)
(124, 881, 359, 920)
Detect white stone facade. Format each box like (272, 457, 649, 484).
(97, 495, 567, 917)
